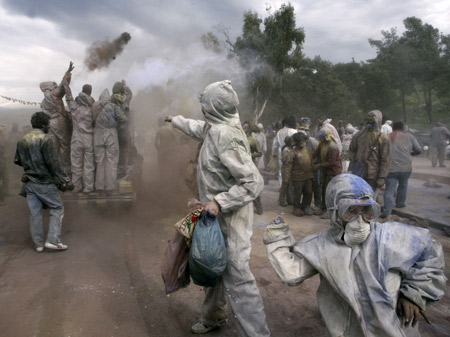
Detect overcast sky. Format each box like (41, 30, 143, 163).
(1, 0, 450, 107)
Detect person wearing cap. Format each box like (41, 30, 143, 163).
(429, 122, 450, 168)
(165, 81, 270, 336)
(381, 119, 393, 135)
(264, 173, 446, 336)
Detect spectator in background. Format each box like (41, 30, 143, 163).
(253, 123, 267, 168)
(272, 115, 297, 186)
(381, 121, 422, 218)
(285, 132, 314, 216)
(348, 110, 391, 191)
(264, 125, 275, 169)
(381, 120, 393, 135)
(341, 124, 358, 173)
(313, 130, 342, 217)
(279, 136, 294, 207)
(429, 122, 450, 168)
(245, 123, 263, 215)
(314, 115, 342, 154)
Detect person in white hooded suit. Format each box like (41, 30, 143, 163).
(165, 81, 270, 336)
(264, 173, 446, 337)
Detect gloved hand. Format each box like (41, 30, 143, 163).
(263, 221, 290, 244)
(376, 178, 385, 188)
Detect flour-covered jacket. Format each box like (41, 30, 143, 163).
(171, 115, 263, 212)
(265, 220, 446, 337)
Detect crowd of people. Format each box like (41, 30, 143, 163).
(240, 108, 441, 220)
(164, 81, 446, 336)
(0, 61, 139, 250)
(0, 76, 448, 336)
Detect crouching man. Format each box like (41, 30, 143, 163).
(14, 112, 73, 252)
(264, 173, 446, 336)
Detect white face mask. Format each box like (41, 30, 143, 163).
(343, 215, 371, 247)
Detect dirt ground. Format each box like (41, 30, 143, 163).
(0, 161, 449, 337)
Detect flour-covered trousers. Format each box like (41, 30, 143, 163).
(49, 116, 71, 174)
(71, 132, 95, 193)
(94, 128, 119, 191)
(200, 203, 270, 337)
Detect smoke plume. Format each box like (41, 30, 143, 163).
(84, 32, 132, 71)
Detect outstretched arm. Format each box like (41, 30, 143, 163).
(169, 115, 206, 142)
(55, 61, 74, 98)
(264, 221, 318, 286)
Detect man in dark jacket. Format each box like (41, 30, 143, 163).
(14, 112, 73, 252)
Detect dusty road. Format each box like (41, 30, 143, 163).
(0, 162, 449, 337)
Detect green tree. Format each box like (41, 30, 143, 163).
(233, 4, 305, 122)
(369, 28, 413, 121)
(401, 17, 441, 122)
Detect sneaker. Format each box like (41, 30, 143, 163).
(303, 206, 313, 216)
(279, 202, 287, 207)
(45, 242, 68, 251)
(191, 322, 218, 334)
(35, 246, 44, 253)
(395, 204, 406, 208)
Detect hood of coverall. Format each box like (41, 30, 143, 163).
(76, 92, 94, 107)
(199, 80, 241, 126)
(325, 174, 380, 236)
(40, 81, 58, 93)
(365, 110, 383, 132)
(98, 88, 111, 102)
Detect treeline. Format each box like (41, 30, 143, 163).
(202, 4, 450, 128)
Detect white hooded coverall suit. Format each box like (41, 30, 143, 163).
(171, 81, 270, 337)
(264, 174, 446, 337)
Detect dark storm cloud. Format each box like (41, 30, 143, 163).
(1, 0, 245, 46)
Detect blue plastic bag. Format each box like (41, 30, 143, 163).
(189, 210, 227, 287)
